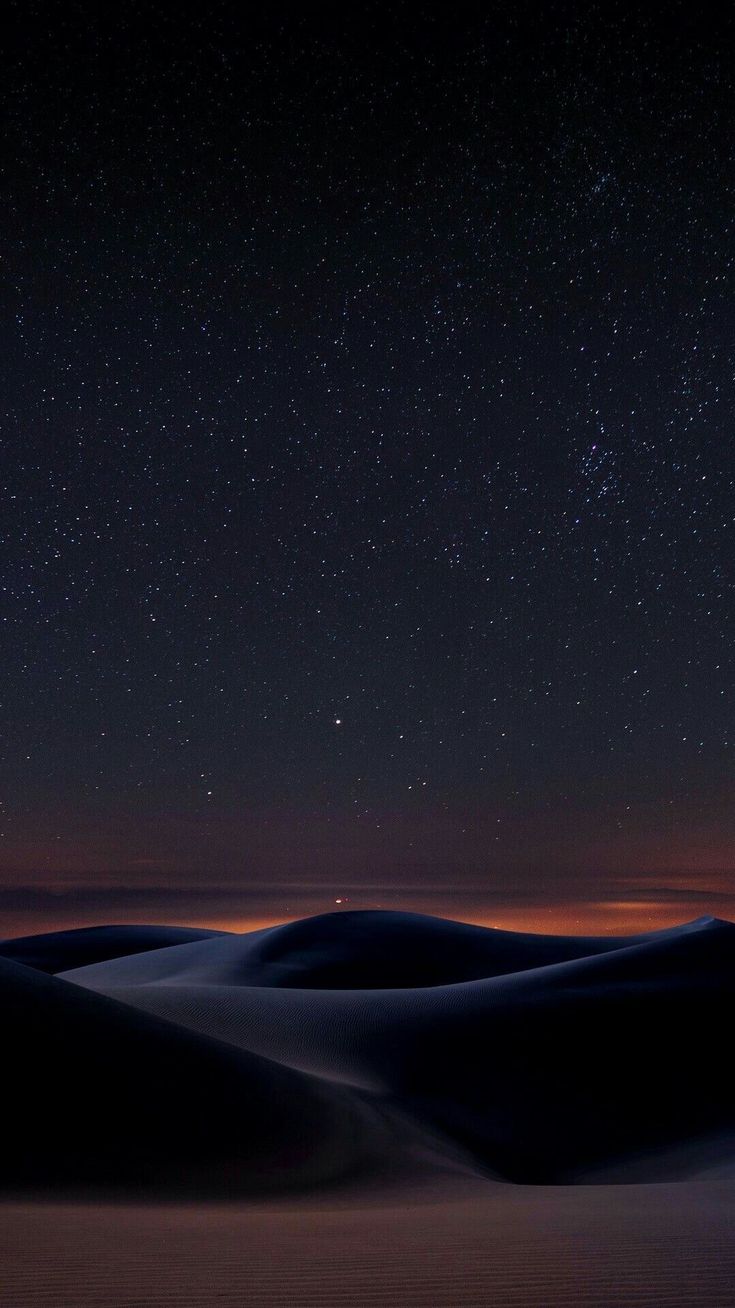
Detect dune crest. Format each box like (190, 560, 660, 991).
(0, 923, 229, 975)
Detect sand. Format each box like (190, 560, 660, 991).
(1, 909, 734, 1305)
(2, 1176, 735, 1307)
(61, 912, 735, 1182)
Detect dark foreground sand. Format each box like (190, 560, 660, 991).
(2, 1174, 734, 1307)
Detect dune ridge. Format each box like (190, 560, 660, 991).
(0, 923, 228, 975)
(57, 908, 706, 988)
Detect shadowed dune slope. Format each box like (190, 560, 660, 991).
(0, 924, 229, 975)
(0, 955, 395, 1197)
(64, 912, 735, 1183)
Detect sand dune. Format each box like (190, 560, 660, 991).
(0, 952, 402, 1196)
(4, 909, 735, 1306)
(57, 907, 694, 988)
(56, 909, 735, 1183)
(1, 909, 733, 1194)
(0, 923, 227, 974)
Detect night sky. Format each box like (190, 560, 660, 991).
(2, 2, 734, 937)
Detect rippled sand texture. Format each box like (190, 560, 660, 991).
(2, 1178, 735, 1307)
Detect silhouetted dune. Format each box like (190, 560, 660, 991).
(62, 911, 735, 1184)
(0, 954, 393, 1196)
(381, 918, 735, 1181)
(212, 908, 660, 987)
(0, 924, 228, 975)
(61, 908, 690, 989)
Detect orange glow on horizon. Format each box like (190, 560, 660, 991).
(1, 896, 732, 943)
(197, 898, 729, 939)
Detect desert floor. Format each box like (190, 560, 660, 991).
(2, 1171, 734, 1308)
